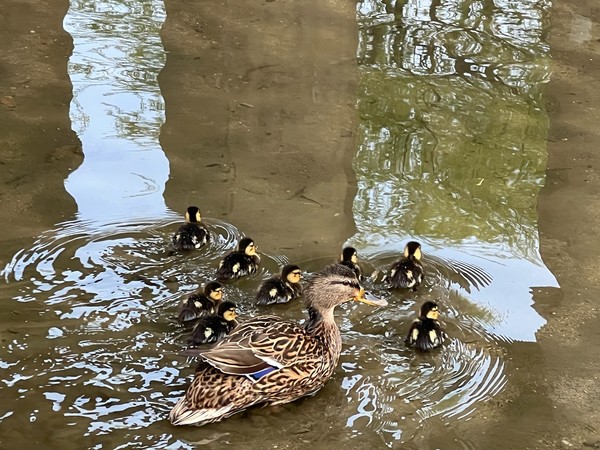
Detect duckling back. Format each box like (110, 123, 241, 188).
(389, 258, 423, 291)
(215, 252, 260, 280)
(172, 222, 209, 251)
(405, 318, 445, 351)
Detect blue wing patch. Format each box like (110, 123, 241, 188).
(249, 366, 278, 380)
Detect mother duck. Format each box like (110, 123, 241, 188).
(169, 264, 387, 426)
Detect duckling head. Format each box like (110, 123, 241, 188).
(217, 301, 238, 322)
(204, 281, 223, 301)
(282, 264, 303, 284)
(184, 206, 202, 223)
(420, 301, 440, 320)
(341, 246, 359, 264)
(238, 237, 258, 256)
(403, 241, 422, 260)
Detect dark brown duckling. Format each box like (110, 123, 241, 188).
(255, 264, 303, 306)
(188, 301, 239, 346)
(388, 241, 424, 291)
(177, 281, 223, 323)
(405, 301, 446, 351)
(338, 246, 362, 280)
(215, 237, 261, 281)
(172, 206, 210, 251)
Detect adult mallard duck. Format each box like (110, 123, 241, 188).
(172, 206, 210, 251)
(254, 264, 303, 306)
(177, 281, 224, 324)
(338, 246, 362, 280)
(388, 241, 424, 291)
(169, 264, 387, 426)
(215, 237, 261, 281)
(405, 301, 446, 351)
(188, 301, 239, 346)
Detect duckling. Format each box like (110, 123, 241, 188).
(388, 241, 424, 291)
(172, 206, 210, 251)
(405, 301, 446, 351)
(177, 281, 223, 323)
(169, 264, 388, 427)
(215, 237, 261, 281)
(188, 301, 239, 346)
(338, 246, 362, 280)
(255, 264, 303, 306)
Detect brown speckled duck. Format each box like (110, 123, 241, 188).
(169, 264, 387, 426)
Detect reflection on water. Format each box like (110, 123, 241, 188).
(343, 0, 556, 444)
(63, 0, 169, 222)
(353, 0, 557, 341)
(0, 0, 558, 448)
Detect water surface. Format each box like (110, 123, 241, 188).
(0, 0, 559, 448)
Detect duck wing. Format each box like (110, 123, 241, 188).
(183, 316, 311, 376)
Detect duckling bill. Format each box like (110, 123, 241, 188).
(405, 301, 446, 351)
(388, 241, 424, 291)
(169, 264, 387, 427)
(172, 206, 210, 251)
(255, 264, 303, 305)
(215, 237, 261, 280)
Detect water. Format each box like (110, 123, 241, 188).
(0, 0, 558, 448)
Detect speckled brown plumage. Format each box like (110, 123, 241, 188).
(169, 264, 387, 426)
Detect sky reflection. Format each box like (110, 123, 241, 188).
(63, 0, 169, 224)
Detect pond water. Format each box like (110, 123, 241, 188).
(0, 0, 559, 448)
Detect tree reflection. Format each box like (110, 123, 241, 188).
(352, 0, 556, 342)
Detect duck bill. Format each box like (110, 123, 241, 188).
(354, 288, 387, 307)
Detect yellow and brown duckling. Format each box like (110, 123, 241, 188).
(169, 264, 387, 427)
(338, 246, 363, 280)
(172, 206, 210, 251)
(177, 281, 224, 324)
(254, 264, 303, 306)
(215, 237, 261, 281)
(188, 301, 239, 346)
(388, 241, 424, 291)
(405, 301, 446, 352)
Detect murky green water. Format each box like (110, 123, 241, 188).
(0, 0, 559, 448)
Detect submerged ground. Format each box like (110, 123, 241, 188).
(1, 0, 600, 448)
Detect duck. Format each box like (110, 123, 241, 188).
(338, 246, 362, 280)
(169, 264, 388, 426)
(172, 206, 210, 251)
(215, 237, 261, 281)
(405, 301, 446, 351)
(388, 241, 424, 291)
(177, 281, 224, 324)
(188, 301, 239, 346)
(254, 264, 303, 306)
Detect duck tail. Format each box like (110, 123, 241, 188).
(169, 396, 234, 426)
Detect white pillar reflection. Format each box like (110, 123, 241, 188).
(64, 0, 169, 225)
